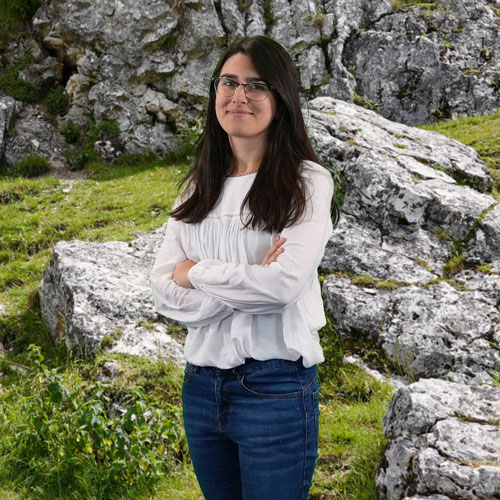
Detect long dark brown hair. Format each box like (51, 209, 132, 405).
(171, 35, 335, 232)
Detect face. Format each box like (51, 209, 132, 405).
(215, 53, 277, 144)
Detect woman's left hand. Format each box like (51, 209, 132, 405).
(173, 260, 197, 288)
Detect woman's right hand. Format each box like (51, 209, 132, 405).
(260, 236, 286, 266)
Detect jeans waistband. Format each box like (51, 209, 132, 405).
(187, 357, 304, 375)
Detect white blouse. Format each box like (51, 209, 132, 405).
(150, 160, 334, 369)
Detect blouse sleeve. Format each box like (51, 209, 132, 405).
(150, 207, 234, 328)
(187, 165, 334, 314)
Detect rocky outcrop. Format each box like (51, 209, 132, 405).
(3, 102, 68, 168)
(39, 226, 184, 363)
(376, 378, 500, 500)
(309, 97, 500, 385)
(37, 96, 500, 384)
(343, 0, 500, 124)
(2, 0, 494, 162)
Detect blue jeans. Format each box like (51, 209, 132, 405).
(182, 358, 320, 500)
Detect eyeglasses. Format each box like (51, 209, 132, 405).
(212, 77, 273, 101)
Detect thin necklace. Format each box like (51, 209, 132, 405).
(230, 169, 259, 177)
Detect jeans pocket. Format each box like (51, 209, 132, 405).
(183, 363, 193, 386)
(239, 365, 303, 399)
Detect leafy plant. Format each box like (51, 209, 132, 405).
(61, 120, 82, 144)
(0, 67, 36, 102)
(3, 345, 182, 499)
(46, 86, 70, 116)
(0, 0, 41, 21)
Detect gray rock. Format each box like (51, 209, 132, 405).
(307, 97, 493, 192)
(18, 55, 63, 92)
(0, 97, 17, 160)
(24, 0, 499, 152)
(97, 360, 123, 381)
(310, 98, 500, 384)
(344, 0, 500, 124)
(320, 215, 438, 284)
(377, 378, 500, 500)
(323, 257, 500, 385)
(3, 103, 68, 169)
(39, 226, 184, 364)
(465, 204, 500, 266)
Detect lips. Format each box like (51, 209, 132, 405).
(227, 109, 253, 116)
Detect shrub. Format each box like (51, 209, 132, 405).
(66, 149, 94, 171)
(61, 120, 82, 144)
(16, 155, 50, 177)
(46, 86, 70, 116)
(96, 120, 120, 139)
(0, 68, 36, 102)
(2, 345, 181, 499)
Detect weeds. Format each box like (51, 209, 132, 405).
(0, 346, 185, 499)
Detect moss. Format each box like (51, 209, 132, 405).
(353, 93, 378, 111)
(99, 329, 124, 350)
(433, 229, 452, 241)
(475, 263, 491, 273)
(306, 11, 325, 28)
(443, 254, 465, 277)
(262, 1, 275, 30)
(0, 67, 36, 103)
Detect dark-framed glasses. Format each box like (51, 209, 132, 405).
(212, 77, 273, 101)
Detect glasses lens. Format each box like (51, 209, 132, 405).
(215, 78, 237, 96)
(245, 82, 270, 101)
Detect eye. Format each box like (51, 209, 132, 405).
(222, 78, 238, 88)
(248, 82, 269, 92)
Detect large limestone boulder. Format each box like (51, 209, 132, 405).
(311, 97, 500, 385)
(376, 378, 500, 500)
(39, 226, 184, 363)
(0, 97, 18, 160)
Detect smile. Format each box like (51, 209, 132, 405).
(227, 110, 253, 117)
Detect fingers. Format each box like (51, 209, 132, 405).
(260, 236, 286, 266)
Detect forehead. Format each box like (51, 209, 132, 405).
(219, 53, 262, 81)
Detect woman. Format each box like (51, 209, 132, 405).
(151, 35, 337, 500)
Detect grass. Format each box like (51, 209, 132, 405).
(420, 109, 500, 196)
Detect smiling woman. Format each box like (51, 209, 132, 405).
(151, 35, 339, 500)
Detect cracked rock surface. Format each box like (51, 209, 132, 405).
(39, 226, 184, 364)
(376, 378, 500, 500)
(312, 97, 500, 385)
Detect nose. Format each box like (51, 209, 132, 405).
(232, 83, 248, 103)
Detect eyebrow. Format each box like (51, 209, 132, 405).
(220, 73, 267, 83)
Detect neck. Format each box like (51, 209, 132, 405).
(229, 135, 267, 175)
